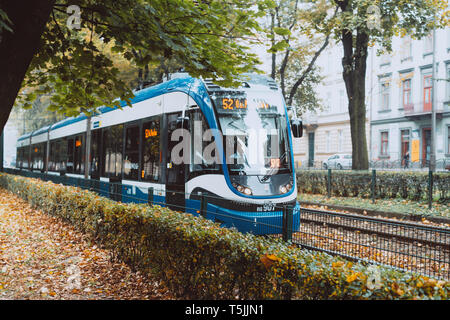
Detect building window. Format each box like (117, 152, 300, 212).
(423, 74, 432, 112)
(380, 79, 390, 111)
(424, 33, 433, 54)
(325, 92, 331, 112)
(327, 50, 333, 75)
(402, 78, 413, 110)
(447, 125, 450, 154)
(400, 36, 412, 61)
(380, 52, 390, 66)
(339, 90, 346, 112)
(446, 64, 450, 103)
(338, 129, 343, 152)
(325, 131, 330, 153)
(400, 129, 410, 162)
(380, 131, 389, 157)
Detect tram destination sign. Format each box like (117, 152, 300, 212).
(212, 91, 273, 113)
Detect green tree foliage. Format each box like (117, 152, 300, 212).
(325, 0, 448, 170)
(0, 0, 271, 132)
(0, 8, 12, 33)
(262, 0, 338, 115)
(10, 94, 66, 136)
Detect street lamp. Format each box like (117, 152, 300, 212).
(430, 16, 437, 172)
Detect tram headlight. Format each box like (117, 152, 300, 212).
(280, 182, 293, 194)
(233, 182, 252, 195)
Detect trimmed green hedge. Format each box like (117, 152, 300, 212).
(296, 170, 449, 202)
(0, 173, 448, 299)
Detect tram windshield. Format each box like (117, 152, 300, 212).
(210, 90, 291, 176)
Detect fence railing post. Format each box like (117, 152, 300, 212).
(327, 168, 332, 198)
(109, 182, 115, 201)
(282, 205, 293, 242)
(371, 169, 376, 204)
(428, 169, 433, 209)
(148, 187, 154, 205)
(200, 193, 207, 217)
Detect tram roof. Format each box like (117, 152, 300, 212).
(17, 73, 279, 142)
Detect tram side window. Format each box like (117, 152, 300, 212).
(90, 130, 101, 177)
(31, 143, 45, 171)
(73, 135, 85, 174)
(16, 147, 21, 168)
(41, 143, 47, 171)
(67, 138, 74, 173)
(189, 110, 220, 174)
(31, 145, 37, 170)
(57, 138, 67, 172)
(124, 125, 139, 180)
(102, 125, 123, 178)
(23, 146, 29, 169)
(17, 147, 24, 169)
(48, 139, 68, 172)
(101, 129, 109, 177)
(49, 141, 56, 172)
(141, 119, 160, 182)
(31, 145, 36, 170)
(49, 140, 62, 172)
(48, 140, 59, 171)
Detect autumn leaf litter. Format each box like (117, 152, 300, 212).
(0, 188, 174, 300)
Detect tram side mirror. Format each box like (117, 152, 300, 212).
(176, 117, 190, 130)
(290, 119, 303, 138)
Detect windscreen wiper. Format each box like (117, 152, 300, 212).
(261, 151, 286, 182)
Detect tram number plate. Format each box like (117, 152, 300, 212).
(257, 202, 275, 212)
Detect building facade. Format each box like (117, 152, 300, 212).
(292, 40, 370, 168)
(293, 26, 450, 170)
(370, 27, 450, 169)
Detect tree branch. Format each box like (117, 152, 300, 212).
(286, 5, 339, 106)
(287, 32, 330, 106)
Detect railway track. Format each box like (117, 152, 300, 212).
(300, 207, 450, 248)
(291, 207, 450, 280)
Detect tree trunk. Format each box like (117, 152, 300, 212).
(0, 0, 55, 133)
(84, 116, 91, 179)
(270, 11, 276, 80)
(340, 19, 369, 170)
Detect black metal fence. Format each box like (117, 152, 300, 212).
(296, 168, 449, 208)
(2, 168, 449, 280)
(295, 207, 449, 281)
(296, 158, 450, 171)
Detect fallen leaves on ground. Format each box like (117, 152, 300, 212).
(0, 188, 174, 300)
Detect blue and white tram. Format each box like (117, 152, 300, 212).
(15, 74, 303, 235)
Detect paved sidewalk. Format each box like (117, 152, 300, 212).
(0, 188, 173, 300)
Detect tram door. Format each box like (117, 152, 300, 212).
(166, 113, 186, 212)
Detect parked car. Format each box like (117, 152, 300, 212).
(323, 154, 352, 170)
